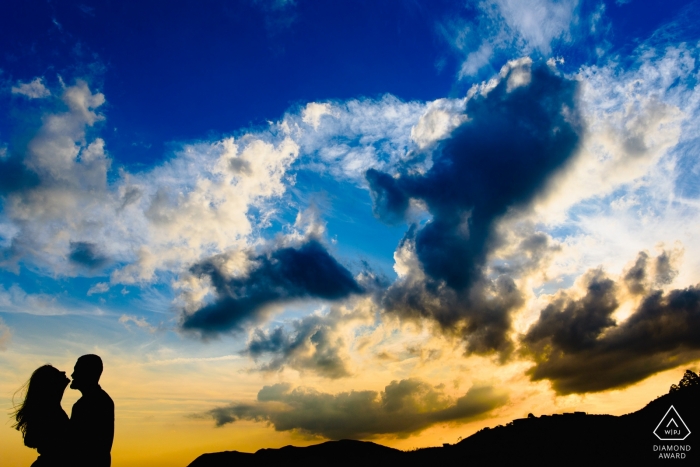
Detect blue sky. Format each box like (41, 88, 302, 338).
(2, 1, 700, 465)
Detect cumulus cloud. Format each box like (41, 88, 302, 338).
(623, 248, 683, 296)
(289, 96, 429, 182)
(244, 301, 373, 378)
(410, 98, 468, 149)
(1, 80, 112, 273)
(301, 102, 334, 130)
(523, 250, 700, 394)
(0, 78, 464, 298)
(537, 45, 691, 220)
(0, 79, 301, 287)
(111, 136, 299, 284)
(0, 318, 11, 350)
(181, 240, 362, 335)
(369, 62, 582, 355)
(203, 378, 508, 439)
(11, 77, 51, 98)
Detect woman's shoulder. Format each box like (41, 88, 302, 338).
(25, 407, 70, 446)
(33, 409, 71, 455)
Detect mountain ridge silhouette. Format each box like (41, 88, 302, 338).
(187, 371, 700, 466)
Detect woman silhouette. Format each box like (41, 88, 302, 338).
(12, 365, 71, 466)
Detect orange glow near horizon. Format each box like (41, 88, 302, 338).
(3, 344, 696, 467)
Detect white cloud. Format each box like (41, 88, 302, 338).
(3, 80, 113, 273)
(444, 0, 579, 78)
(2, 79, 300, 285)
(518, 43, 700, 293)
(290, 96, 429, 181)
(460, 43, 495, 78)
(0, 284, 75, 316)
(3, 40, 698, 341)
(119, 314, 158, 333)
(110, 135, 298, 284)
(494, 0, 578, 55)
(301, 102, 334, 130)
(537, 44, 696, 220)
(11, 77, 51, 98)
(410, 98, 468, 149)
(87, 282, 110, 295)
(0, 318, 11, 350)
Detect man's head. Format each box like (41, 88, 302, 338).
(70, 354, 103, 390)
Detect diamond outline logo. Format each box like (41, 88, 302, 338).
(653, 406, 691, 441)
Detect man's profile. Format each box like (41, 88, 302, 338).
(70, 354, 115, 467)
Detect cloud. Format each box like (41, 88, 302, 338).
(87, 282, 110, 296)
(244, 302, 373, 378)
(290, 96, 429, 182)
(119, 314, 158, 333)
(0, 79, 458, 294)
(0, 284, 75, 316)
(523, 250, 700, 394)
(181, 240, 363, 335)
(537, 45, 691, 221)
(11, 77, 51, 98)
(203, 378, 508, 439)
(69, 241, 109, 269)
(369, 61, 582, 355)
(301, 102, 334, 130)
(623, 248, 683, 296)
(1, 79, 300, 284)
(493, 0, 579, 55)
(439, 1, 579, 78)
(410, 98, 468, 150)
(0, 318, 11, 350)
(1, 80, 111, 272)
(0, 151, 40, 196)
(110, 135, 299, 284)
(521, 43, 699, 295)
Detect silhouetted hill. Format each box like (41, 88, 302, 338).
(187, 373, 700, 466)
(187, 439, 404, 467)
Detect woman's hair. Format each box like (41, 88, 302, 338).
(12, 365, 63, 444)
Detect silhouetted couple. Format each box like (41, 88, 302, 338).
(13, 354, 114, 467)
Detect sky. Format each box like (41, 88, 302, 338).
(1, 0, 699, 465)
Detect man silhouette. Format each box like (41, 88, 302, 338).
(70, 354, 114, 467)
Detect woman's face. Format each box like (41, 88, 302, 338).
(49, 368, 70, 397)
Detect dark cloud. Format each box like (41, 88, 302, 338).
(181, 240, 362, 335)
(203, 378, 508, 439)
(523, 255, 700, 394)
(623, 251, 649, 295)
(368, 62, 582, 356)
(383, 269, 523, 355)
(68, 241, 108, 269)
(491, 230, 562, 277)
(654, 249, 679, 286)
(524, 270, 618, 354)
(623, 250, 680, 296)
(244, 308, 359, 379)
(0, 152, 40, 195)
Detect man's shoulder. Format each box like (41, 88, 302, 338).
(75, 386, 114, 411)
(95, 386, 114, 409)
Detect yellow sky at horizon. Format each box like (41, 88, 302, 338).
(2, 338, 696, 467)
